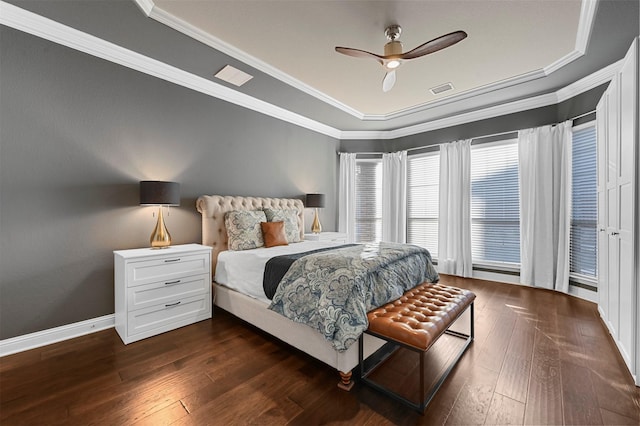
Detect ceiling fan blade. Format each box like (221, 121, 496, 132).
(400, 30, 467, 60)
(335, 47, 384, 64)
(382, 70, 396, 92)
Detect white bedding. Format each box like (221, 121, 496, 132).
(214, 240, 346, 304)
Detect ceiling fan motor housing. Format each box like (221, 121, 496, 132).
(384, 40, 403, 56)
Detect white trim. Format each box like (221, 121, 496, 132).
(133, 0, 154, 16)
(362, 69, 547, 122)
(0, 1, 342, 139)
(343, 60, 621, 140)
(557, 58, 622, 102)
(0, 315, 115, 357)
(351, 93, 559, 140)
(543, 0, 599, 75)
(576, 0, 599, 56)
(0, 0, 620, 141)
(568, 284, 597, 303)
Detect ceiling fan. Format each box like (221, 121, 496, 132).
(335, 25, 467, 92)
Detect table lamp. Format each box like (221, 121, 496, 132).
(140, 181, 180, 248)
(306, 193, 325, 234)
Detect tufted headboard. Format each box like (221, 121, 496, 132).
(195, 195, 305, 275)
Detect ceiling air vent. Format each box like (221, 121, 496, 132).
(430, 82, 454, 95)
(214, 65, 253, 87)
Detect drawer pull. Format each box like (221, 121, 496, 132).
(164, 258, 181, 263)
(165, 301, 181, 308)
(164, 280, 181, 285)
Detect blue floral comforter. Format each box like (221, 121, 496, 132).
(268, 242, 439, 352)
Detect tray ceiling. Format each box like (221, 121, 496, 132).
(152, 0, 582, 116)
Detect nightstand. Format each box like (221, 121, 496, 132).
(114, 244, 212, 344)
(304, 232, 348, 243)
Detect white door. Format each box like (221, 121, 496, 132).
(597, 38, 639, 386)
(596, 96, 609, 321)
(617, 38, 638, 380)
(606, 75, 620, 339)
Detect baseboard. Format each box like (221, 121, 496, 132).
(0, 314, 115, 357)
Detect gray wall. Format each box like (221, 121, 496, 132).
(0, 27, 339, 340)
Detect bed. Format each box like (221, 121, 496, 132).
(196, 195, 438, 389)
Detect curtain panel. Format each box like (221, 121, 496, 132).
(518, 121, 572, 292)
(382, 151, 407, 243)
(438, 139, 473, 277)
(338, 153, 356, 243)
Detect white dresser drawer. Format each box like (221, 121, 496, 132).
(126, 253, 209, 287)
(127, 274, 209, 311)
(126, 294, 211, 338)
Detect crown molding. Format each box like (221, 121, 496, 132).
(0, 1, 342, 139)
(136, 0, 599, 122)
(556, 57, 621, 102)
(1, 0, 617, 142)
(341, 57, 620, 140)
(133, 0, 154, 16)
(342, 92, 559, 140)
(544, 0, 599, 75)
(361, 68, 547, 122)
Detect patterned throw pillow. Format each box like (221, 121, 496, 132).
(225, 210, 267, 251)
(263, 209, 300, 242)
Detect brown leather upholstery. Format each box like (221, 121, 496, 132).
(260, 221, 288, 248)
(367, 282, 476, 351)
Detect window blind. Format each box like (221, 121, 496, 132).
(570, 124, 597, 280)
(355, 160, 382, 243)
(407, 152, 440, 258)
(470, 140, 520, 265)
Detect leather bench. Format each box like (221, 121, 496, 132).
(359, 282, 476, 412)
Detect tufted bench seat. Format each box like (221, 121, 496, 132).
(359, 282, 475, 412)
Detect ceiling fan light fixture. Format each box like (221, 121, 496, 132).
(386, 60, 401, 69)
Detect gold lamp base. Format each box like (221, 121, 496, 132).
(311, 208, 322, 234)
(150, 207, 172, 249)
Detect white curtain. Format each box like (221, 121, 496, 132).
(338, 152, 357, 243)
(438, 139, 473, 277)
(518, 121, 572, 292)
(382, 151, 407, 243)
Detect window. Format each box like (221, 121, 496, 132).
(570, 123, 597, 282)
(407, 151, 440, 259)
(470, 139, 520, 266)
(355, 159, 382, 243)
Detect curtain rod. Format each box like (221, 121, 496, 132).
(338, 110, 596, 156)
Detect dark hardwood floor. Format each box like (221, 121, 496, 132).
(1, 276, 639, 425)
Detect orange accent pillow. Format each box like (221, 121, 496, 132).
(260, 221, 288, 248)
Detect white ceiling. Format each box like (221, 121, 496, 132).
(152, 0, 583, 116)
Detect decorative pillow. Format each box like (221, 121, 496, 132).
(263, 208, 301, 242)
(260, 221, 288, 248)
(225, 210, 267, 251)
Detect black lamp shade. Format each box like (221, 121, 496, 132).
(140, 181, 180, 206)
(306, 193, 325, 208)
